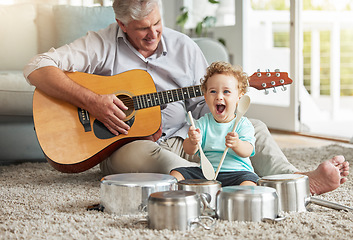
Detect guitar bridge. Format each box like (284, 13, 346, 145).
(78, 108, 91, 132)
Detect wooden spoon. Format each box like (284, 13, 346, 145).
(187, 111, 216, 180)
(214, 95, 251, 180)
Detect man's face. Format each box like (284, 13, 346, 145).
(117, 6, 162, 58)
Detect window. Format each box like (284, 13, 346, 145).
(182, 0, 235, 29)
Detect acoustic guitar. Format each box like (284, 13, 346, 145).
(32, 69, 293, 173)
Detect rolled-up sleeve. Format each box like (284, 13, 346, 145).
(23, 23, 118, 84)
(23, 48, 63, 83)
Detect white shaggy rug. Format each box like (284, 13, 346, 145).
(1, 144, 352, 239)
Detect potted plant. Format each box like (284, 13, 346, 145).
(176, 0, 220, 37)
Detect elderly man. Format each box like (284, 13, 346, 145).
(24, 0, 348, 195)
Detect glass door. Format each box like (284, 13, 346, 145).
(299, 0, 353, 141)
(242, 0, 300, 132)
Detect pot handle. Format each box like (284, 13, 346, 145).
(199, 193, 213, 211)
(309, 197, 353, 212)
(262, 215, 286, 223)
(190, 216, 216, 230)
(134, 218, 148, 226)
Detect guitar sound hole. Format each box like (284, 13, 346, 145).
(117, 94, 134, 120)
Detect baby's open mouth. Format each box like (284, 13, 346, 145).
(216, 104, 225, 114)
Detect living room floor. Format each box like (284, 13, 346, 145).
(270, 131, 350, 149)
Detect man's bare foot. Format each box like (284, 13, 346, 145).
(297, 155, 349, 195)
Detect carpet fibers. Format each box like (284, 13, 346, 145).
(1, 144, 352, 239)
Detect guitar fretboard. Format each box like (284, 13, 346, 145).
(133, 85, 203, 110)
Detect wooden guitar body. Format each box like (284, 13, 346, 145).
(33, 70, 161, 173)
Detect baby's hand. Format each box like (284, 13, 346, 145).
(225, 132, 240, 149)
(188, 126, 201, 145)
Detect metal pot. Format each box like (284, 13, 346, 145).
(258, 174, 353, 212)
(177, 179, 221, 211)
(100, 173, 177, 215)
(216, 186, 285, 222)
(146, 190, 215, 231)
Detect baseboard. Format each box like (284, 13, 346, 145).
(269, 128, 352, 144)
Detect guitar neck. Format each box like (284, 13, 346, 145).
(133, 85, 203, 110)
(130, 69, 293, 110)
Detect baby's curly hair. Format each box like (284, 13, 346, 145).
(201, 61, 248, 95)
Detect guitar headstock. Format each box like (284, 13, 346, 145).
(248, 69, 293, 94)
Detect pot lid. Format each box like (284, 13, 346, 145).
(150, 190, 196, 199)
(101, 173, 177, 187)
(221, 185, 277, 195)
(260, 174, 307, 181)
(178, 179, 221, 186)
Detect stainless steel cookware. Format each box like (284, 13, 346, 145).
(146, 190, 215, 231)
(100, 173, 177, 215)
(216, 186, 285, 222)
(258, 174, 353, 212)
(177, 179, 221, 211)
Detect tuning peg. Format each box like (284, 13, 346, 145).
(264, 89, 269, 95)
(275, 69, 280, 76)
(279, 79, 287, 91)
(273, 87, 277, 93)
(257, 69, 261, 77)
(266, 69, 271, 77)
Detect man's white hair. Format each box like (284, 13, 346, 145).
(113, 0, 162, 25)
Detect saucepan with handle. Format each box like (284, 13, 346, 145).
(137, 190, 215, 231)
(258, 174, 353, 212)
(100, 173, 177, 215)
(216, 185, 286, 222)
(177, 178, 222, 214)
